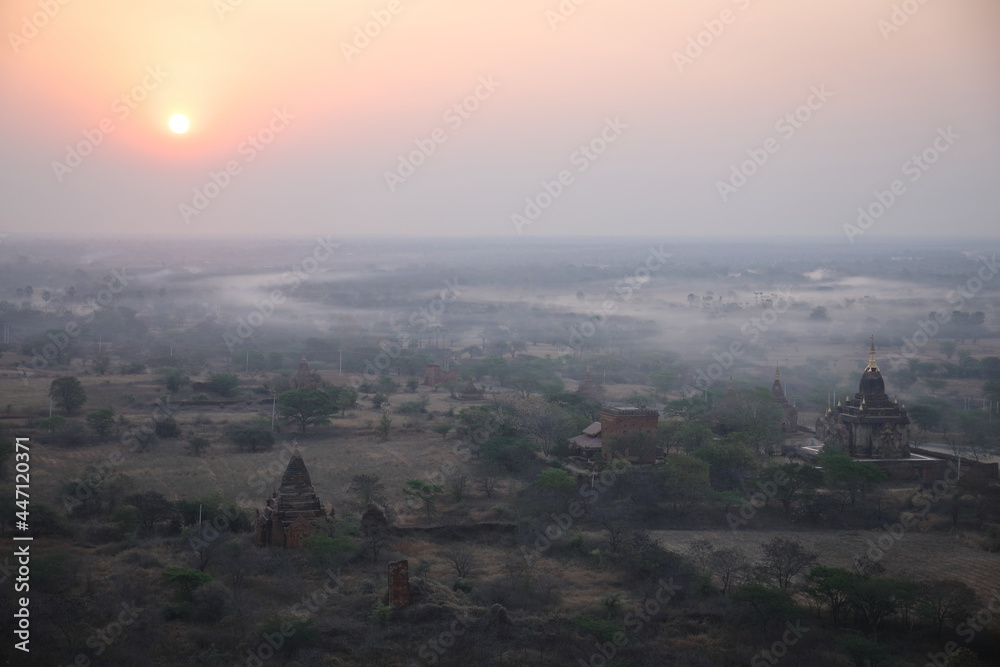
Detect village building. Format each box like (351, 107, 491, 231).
(254, 448, 329, 548)
(814, 342, 910, 459)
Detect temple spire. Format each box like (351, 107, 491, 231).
(866, 336, 878, 371)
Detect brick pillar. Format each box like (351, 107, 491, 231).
(388, 560, 411, 608)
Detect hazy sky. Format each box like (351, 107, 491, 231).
(1, 0, 998, 239)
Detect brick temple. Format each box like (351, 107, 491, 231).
(254, 448, 328, 548)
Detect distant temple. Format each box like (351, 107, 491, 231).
(815, 341, 910, 459)
(290, 355, 319, 390)
(771, 368, 799, 432)
(576, 368, 603, 401)
(254, 449, 328, 548)
(423, 363, 458, 387)
(458, 378, 485, 400)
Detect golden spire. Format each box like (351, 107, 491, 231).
(775, 367, 781, 381)
(866, 336, 878, 371)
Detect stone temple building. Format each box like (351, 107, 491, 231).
(254, 449, 328, 548)
(815, 342, 910, 459)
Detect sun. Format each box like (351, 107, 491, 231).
(168, 114, 189, 134)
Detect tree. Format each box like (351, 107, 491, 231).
(649, 370, 677, 397)
(375, 411, 392, 441)
(329, 386, 358, 414)
(49, 376, 86, 414)
(658, 453, 711, 511)
(278, 389, 338, 433)
(804, 566, 857, 628)
(444, 547, 479, 578)
(847, 577, 915, 642)
(432, 423, 453, 440)
(709, 546, 751, 595)
(225, 418, 275, 452)
(909, 404, 942, 441)
(918, 579, 979, 640)
(693, 437, 757, 491)
(757, 537, 817, 591)
(154, 416, 181, 438)
(157, 368, 189, 393)
(187, 436, 211, 457)
(204, 373, 240, 397)
(404, 479, 443, 519)
(820, 453, 887, 508)
(673, 421, 713, 453)
(941, 340, 958, 360)
(473, 461, 504, 498)
(733, 583, 797, 639)
(162, 567, 212, 601)
(125, 491, 176, 530)
(348, 474, 387, 508)
(711, 387, 783, 455)
(85, 408, 116, 439)
(767, 464, 823, 517)
(535, 467, 576, 493)
(984, 380, 1000, 404)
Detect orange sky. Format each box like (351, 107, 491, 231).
(1, 0, 998, 237)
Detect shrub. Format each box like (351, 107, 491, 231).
(190, 580, 233, 624)
(154, 416, 181, 438)
(162, 567, 211, 601)
(225, 418, 275, 451)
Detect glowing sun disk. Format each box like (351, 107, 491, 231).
(169, 114, 189, 134)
